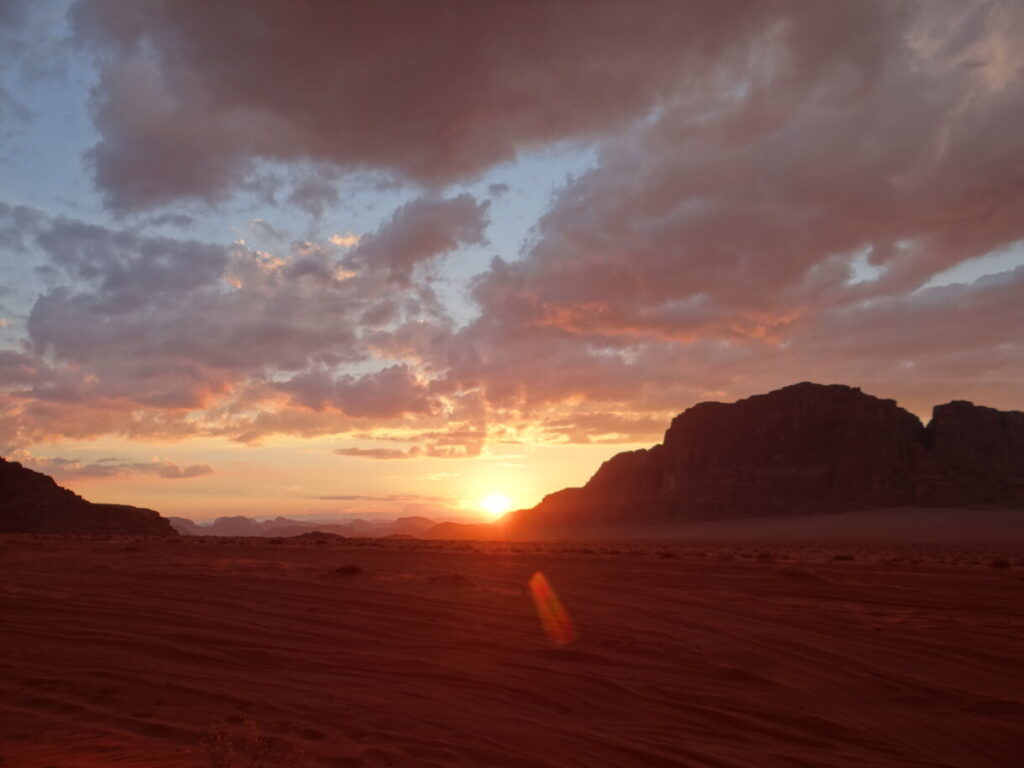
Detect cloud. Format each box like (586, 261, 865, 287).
(334, 447, 418, 460)
(279, 365, 433, 418)
(342, 194, 489, 285)
(329, 232, 360, 249)
(7, 193, 482, 413)
(540, 412, 670, 445)
(416, 0, 1024, 417)
(312, 493, 444, 503)
(0, 196, 494, 447)
(0, 350, 48, 387)
(144, 213, 195, 229)
(286, 170, 340, 218)
(70, 0, 776, 209)
(154, 462, 214, 479)
(0, 201, 46, 252)
(2, 1, 1023, 461)
(18, 453, 213, 481)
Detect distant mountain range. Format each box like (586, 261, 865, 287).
(506, 382, 1024, 533)
(167, 514, 438, 538)
(0, 457, 176, 535)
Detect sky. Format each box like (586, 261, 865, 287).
(1, 0, 1022, 523)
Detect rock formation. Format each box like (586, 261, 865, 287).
(510, 383, 1024, 531)
(0, 457, 176, 535)
(166, 516, 205, 535)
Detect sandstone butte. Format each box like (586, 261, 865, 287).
(0, 456, 176, 536)
(507, 382, 1024, 532)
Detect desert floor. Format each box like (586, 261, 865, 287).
(2, 527, 1023, 767)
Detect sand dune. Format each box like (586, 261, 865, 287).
(2, 533, 1022, 767)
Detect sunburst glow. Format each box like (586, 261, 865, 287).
(479, 493, 513, 519)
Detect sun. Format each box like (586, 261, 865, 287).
(479, 493, 513, 519)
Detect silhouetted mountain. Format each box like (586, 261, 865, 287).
(509, 383, 1024, 532)
(422, 521, 498, 540)
(168, 513, 438, 538)
(0, 457, 176, 535)
(205, 515, 263, 536)
(167, 516, 204, 535)
(390, 516, 437, 536)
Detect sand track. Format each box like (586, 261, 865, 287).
(2, 536, 1022, 767)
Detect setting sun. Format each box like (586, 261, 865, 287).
(479, 493, 513, 519)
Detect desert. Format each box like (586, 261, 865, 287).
(4, 1, 1024, 766)
(3, 513, 1024, 767)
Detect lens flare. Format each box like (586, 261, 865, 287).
(528, 571, 577, 646)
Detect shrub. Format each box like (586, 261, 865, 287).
(197, 716, 304, 767)
(774, 565, 821, 580)
(429, 573, 474, 587)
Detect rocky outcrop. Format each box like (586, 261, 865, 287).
(0, 457, 177, 535)
(167, 516, 205, 535)
(921, 401, 1024, 506)
(510, 383, 1024, 531)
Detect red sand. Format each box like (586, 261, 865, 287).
(2, 532, 1023, 767)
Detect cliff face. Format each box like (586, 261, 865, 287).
(921, 401, 1024, 506)
(513, 383, 1024, 530)
(0, 457, 176, 535)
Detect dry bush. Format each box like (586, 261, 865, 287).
(429, 573, 474, 587)
(334, 565, 363, 576)
(197, 716, 304, 768)
(774, 565, 822, 581)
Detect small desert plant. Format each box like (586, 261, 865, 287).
(334, 565, 363, 576)
(428, 573, 474, 587)
(774, 565, 821, 580)
(989, 557, 1010, 570)
(198, 722, 234, 768)
(833, 554, 855, 561)
(197, 716, 304, 768)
